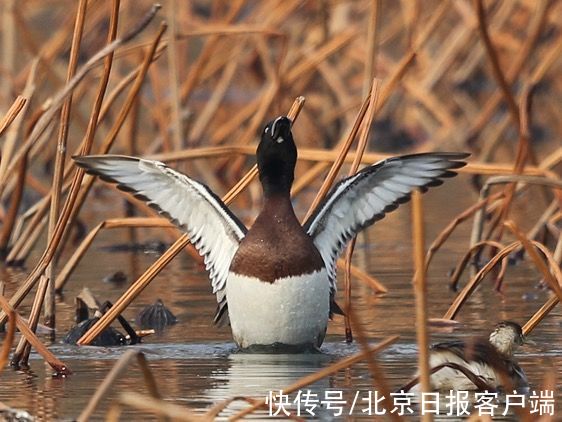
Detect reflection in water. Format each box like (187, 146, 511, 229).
(205, 353, 332, 418)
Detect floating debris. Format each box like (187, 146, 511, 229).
(136, 299, 177, 331)
(102, 271, 127, 284)
(64, 290, 141, 346)
(63, 317, 126, 347)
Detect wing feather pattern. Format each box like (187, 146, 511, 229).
(304, 153, 469, 293)
(74, 155, 247, 314)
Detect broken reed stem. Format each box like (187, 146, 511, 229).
(362, 0, 380, 96)
(0, 61, 37, 189)
(0, 95, 26, 138)
(523, 296, 558, 336)
(0, 295, 70, 374)
(228, 335, 399, 421)
(504, 221, 562, 300)
(445, 233, 562, 321)
(449, 240, 507, 291)
(76, 96, 305, 345)
(78, 351, 162, 422)
(443, 241, 520, 320)
(469, 175, 562, 269)
(411, 191, 431, 417)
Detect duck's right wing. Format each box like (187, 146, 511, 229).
(304, 153, 469, 289)
(74, 155, 247, 315)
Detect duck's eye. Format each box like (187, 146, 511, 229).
(276, 137, 284, 144)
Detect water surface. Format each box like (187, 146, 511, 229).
(1, 177, 560, 420)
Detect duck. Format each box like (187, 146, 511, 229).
(422, 321, 529, 391)
(74, 115, 468, 352)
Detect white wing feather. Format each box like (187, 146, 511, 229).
(304, 153, 468, 293)
(74, 155, 247, 304)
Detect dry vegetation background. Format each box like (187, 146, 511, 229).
(0, 0, 561, 419)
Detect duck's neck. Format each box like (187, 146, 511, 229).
(489, 333, 515, 357)
(261, 191, 299, 224)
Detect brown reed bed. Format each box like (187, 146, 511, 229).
(0, 0, 561, 419)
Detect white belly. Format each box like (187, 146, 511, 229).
(427, 352, 501, 390)
(225, 269, 330, 350)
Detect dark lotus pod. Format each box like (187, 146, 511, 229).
(63, 317, 126, 346)
(136, 299, 177, 331)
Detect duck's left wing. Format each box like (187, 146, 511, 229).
(74, 155, 247, 315)
(304, 153, 468, 288)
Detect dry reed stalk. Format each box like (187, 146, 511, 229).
(0, 4, 162, 197)
(443, 241, 520, 320)
(346, 305, 401, 421)
(216, 82, 279, 177)
(449, 240, 508, 291)
(12, 274, 50, 363)
(0, 152, 27, 254)
(362, 0, 380, 96)
(0, 295, 69, 374)
(148, 146, 551, 177)
(167, 0, 183, 151)
(11, 0, 123, 366)
(303, 92, 371, 222)
(0, 12, 165, 329)
(342, 80, 381, 341)
(1, 0, 15, 107)
(0, 61, 37, 185)
(228, 335, 399, 421)
(176, 24, 284, 38)
(450, 227, 562, 324)
(484, 83, 535, 249)
(55, 217, 174, 292)
(523, 296, 558, 336)
(411, 190, 431, 416)
(425, 192, 504, 272)
(115, 392, 203, 421)
(77, 96, 305, 345)
(3, 48, 167, 266)
(451, 0, 551, 148)
(337, 259, 387, 292)
(469, 175, 562, 269)
(0, 305, 15, 374)
(504, 221, 562, 298)
(0, 95, 26, 138)
(44, 0, 89, 331)
(473, 0, 520, 127)
(177, 0, 245, 103)
(77, 350, 162, 422)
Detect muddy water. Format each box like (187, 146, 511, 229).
(0, 176, 560, 420)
